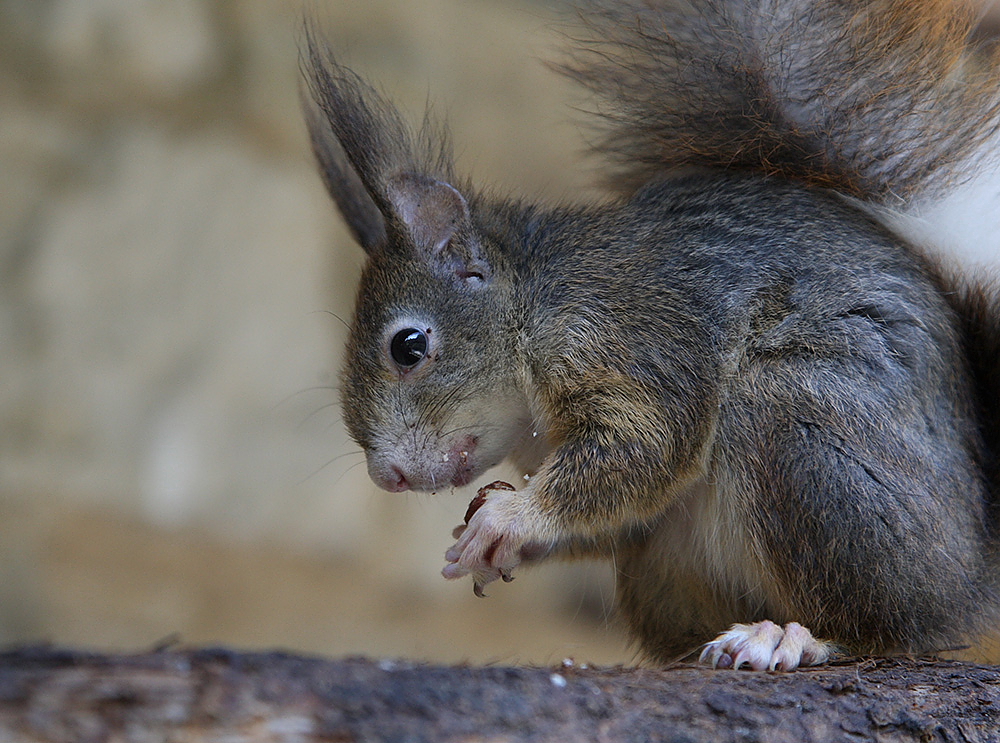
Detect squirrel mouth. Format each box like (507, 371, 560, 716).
(450, 468, 474, 488)
(444, 440, 477, 487)
(372, 435, 481, 493)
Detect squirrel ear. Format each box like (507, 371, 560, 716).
(303, 93, 387, 252)
(302, 30, 488, 281)
(387, 173, 492, 285)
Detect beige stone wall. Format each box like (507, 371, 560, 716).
(0, 0, 628, 664)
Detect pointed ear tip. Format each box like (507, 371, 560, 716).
(297, 24, 352, 92)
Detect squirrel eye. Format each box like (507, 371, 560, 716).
(389, 328, 429, 369)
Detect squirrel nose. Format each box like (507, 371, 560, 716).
(386, 466, 411, 492)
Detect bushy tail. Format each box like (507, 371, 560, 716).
(560, 0, 1000, 204)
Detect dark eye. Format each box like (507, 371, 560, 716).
(390, 328, 429, 369)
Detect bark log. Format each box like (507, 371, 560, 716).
(0, 647, 998, 742)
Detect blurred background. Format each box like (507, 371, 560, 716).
(2, 0, 999, 668)
(0, 0, 632, 665)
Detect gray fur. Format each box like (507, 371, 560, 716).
(303, 0, 1000, 661)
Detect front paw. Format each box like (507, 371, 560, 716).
(442, 480, 543, 596)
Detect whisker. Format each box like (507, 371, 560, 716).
(333, 457, 370, 487)
(313, 309, 352, 330)
(272, 385, 341, 413)
(295, 449, 366, 487)
(420, 384, 462, 427)
(299, 401, 342, 428)
(421, 385, 476, 433)
(439, 422, 500, 438)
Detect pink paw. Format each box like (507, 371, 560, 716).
(442, 481, 528, 597)
(699, 621, 834, 672)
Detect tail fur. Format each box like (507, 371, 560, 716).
(559, 0, 1000, 204)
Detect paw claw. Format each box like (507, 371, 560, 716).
(700, 621, 833, 672)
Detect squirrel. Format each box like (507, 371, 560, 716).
(302, 0, 1000, 671)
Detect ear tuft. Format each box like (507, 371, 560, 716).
(303, 94, 387, 251)
(301, 24, 454, 255)
(301, 24, 487, 278)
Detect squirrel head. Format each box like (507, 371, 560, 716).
(303, 35, 531, 492)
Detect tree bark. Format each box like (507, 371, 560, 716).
(0, 647, 998, 742)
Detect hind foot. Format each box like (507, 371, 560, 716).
(699, 620, 835, 672)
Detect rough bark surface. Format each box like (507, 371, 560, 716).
(0, 647, 998, 742)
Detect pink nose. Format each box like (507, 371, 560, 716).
(384, 466, 411, 492)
